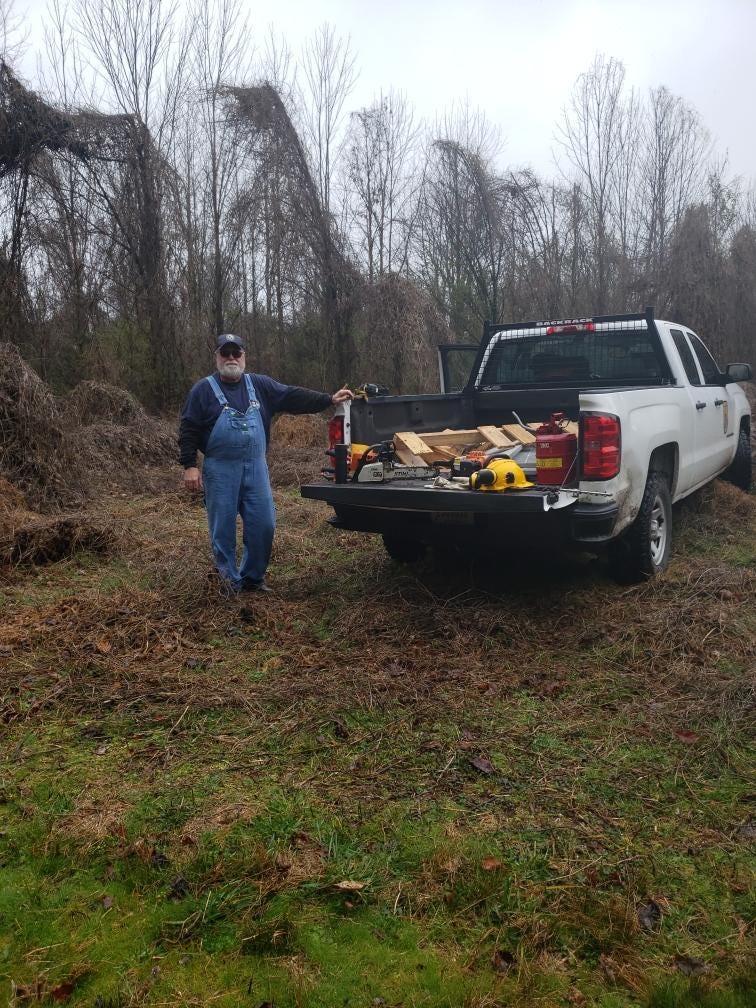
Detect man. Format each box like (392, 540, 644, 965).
(179, 334, 353, 595)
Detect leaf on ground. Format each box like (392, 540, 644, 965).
(637, 899, 662, 931)
(333, 880, 366, 891)
(50, 969, 90, 1003)
(491, 949, 514, 973)
(674, 954, 709, 977)
(481, 857, 502, 871)
(95, 638, 112, 654)
(101, 895, 113, 910)
(673, 728, 699, 744)
(468, 754, 495, 775)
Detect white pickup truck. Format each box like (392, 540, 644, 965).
(301, 309, 752, 581)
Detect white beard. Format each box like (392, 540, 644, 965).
(218, 361, 244, 380)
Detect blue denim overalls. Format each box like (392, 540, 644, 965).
(203, 373, 276, 590)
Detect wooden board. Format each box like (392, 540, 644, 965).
(392, 433, 429, 466)
(421, 430, 483, 447)
(394, 431, 431, 455)
(500, 423, 537, 445)
(477, 425, 516, 447)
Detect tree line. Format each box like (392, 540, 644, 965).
(0, 0, 754, 409)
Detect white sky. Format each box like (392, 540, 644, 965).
(15, 0, 756, 186)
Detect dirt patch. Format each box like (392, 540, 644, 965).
(178, 802, 261, 847)
(55, 798, 132, 847)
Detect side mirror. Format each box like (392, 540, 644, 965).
(725, 363, 753, 383)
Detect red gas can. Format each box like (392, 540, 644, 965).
(535, 413, 577, 486)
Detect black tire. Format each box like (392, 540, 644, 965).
(382, 534, 426, 564)
(721, 425, 752, 492)
(608, 471, 672, 583)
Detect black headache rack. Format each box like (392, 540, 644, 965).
(466, 306, 674, 391)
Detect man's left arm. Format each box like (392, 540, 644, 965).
(262, 377, 353, 413)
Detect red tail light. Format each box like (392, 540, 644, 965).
(328, 415, 345, 449)
(581, 414, 620, 480)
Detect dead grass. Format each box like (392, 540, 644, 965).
(1, 477, 753, 734)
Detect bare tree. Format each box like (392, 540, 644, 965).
(639, 86, 710, 307)
(344, 90, 418, 280)
(557, 54, 636, 311)
(71, 0, 192, 403)
(0, 0, 26, 62)
(413, 104, 508, 332)
(300, 23, 357, 220)
(189, 0, 253, 336)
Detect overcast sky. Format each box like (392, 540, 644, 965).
(16, 0, 756, 186)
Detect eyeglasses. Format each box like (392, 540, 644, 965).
(219, 347, 243, 358)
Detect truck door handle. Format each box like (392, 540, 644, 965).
(714, 399, 726, 406)
(696, 401, 707, 410)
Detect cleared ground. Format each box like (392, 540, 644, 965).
(0, 456, 754, 1007)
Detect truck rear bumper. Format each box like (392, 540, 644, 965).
(568, 501, 620, 542)
(300, 481, 619, 545)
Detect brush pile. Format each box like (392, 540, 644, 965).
(0, 342, 73, 508)
(0, 348, 177, 511)
(0, 348, 172, 566)
(62, 380, 177, 469)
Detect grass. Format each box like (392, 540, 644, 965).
(0, 476, 754, 1007)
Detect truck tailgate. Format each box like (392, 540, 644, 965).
(301, 479, 559, 514)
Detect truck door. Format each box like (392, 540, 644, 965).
(437, 344, 480, 393)
(669, 328, 704, 490)
(685, 330, 738, 478)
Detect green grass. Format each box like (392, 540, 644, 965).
(1, 486, 754, 1006)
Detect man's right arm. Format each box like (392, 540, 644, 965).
(179, 383, 208, 491)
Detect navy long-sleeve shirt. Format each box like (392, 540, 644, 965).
(179, 372, 332, 468)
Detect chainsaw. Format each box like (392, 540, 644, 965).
(352, 441, 432, 483)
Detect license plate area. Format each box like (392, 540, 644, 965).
(431, 511, 475, 526)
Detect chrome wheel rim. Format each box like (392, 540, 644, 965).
(649, 494, 668, 566)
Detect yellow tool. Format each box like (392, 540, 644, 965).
(470, 458, 534, 491)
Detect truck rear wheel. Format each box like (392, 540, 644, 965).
(608, 471, 672, 583)
(721, 425, 752, 492)
(382, 534, 426, 564)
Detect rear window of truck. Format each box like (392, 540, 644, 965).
(479, 328, 667, 388)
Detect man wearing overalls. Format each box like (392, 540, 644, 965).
(179, 334, 353, 594)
